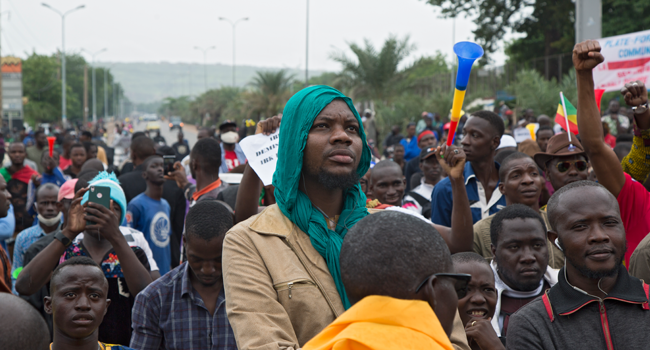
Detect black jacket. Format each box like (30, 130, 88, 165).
(507, 265, 650, 350)
(118, 164, 186, 268)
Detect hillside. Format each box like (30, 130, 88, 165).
(103, 61, 326, 103)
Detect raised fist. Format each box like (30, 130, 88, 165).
(573, 40, 605, 71)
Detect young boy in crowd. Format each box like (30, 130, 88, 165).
(127, 156, 172, 275)
(130, 200, 237, 350)
(452, 252, 503, 350)
(303, 211, 468, 350)
(45, 256, 136, 350)
(64, 143, 87, 179)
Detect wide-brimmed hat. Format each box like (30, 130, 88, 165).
(533, 132, 587, 170)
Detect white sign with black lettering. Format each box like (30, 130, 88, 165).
(239, 130, 279, 186)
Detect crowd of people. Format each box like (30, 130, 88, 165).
(0, 40, 649, 350)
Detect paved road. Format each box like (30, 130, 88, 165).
(133, 120, 198, 149)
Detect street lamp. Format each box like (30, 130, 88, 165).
(219, 17, 249, 87)
(82, 48, 107, 125)
(42, 3, 85, 127)
(194, 46, 215, 93)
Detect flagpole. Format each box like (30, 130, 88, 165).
(560, 91, 572, 143)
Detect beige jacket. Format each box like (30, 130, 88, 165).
(472, 208, 565, 269)
(223, 204, 470, 350)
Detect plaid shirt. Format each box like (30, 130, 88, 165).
(130, 262, 237, 350)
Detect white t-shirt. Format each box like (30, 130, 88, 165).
(74, 226, 159, 272)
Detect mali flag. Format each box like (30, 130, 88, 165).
(555, 96, 578, 134)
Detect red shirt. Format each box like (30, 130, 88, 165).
(224, 150, 240, 171)
(59, 156, 72, 170)
(617, 173, 650, 265)
(604, 134, 616, 148)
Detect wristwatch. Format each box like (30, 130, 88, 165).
(633, 103, 649, 115)
(54, 230, 72, 248)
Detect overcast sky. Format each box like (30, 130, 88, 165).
(4, 0, 509, 71)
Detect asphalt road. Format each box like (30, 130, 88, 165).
(133, 119, 198, 149)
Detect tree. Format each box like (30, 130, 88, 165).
(602, 0, 650, 37)
(506, 69, 577, 118)
(330, 35, 415, 103)
(191, 87, 243, 125)
(247, 70, 294, 119)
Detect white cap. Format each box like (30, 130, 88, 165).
(497, 135, 517, 150)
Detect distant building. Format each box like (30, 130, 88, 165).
(2, 56, 23, 128)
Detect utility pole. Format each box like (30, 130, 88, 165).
(83, 48, 107, 125)
(575, 0, 602, 43)
(194, 46, 215, 93)
(219, 17, 249, 87)
(104, 68, 108, 119)
(83, 64, 88, 124)
(42, 3, 85, 127)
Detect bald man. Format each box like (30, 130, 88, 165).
(0, 293, 49, 350)
(369, 160, 406, 207)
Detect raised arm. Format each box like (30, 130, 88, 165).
(574, 40, 626, 197)
(434, 145, 473, 253)
(620, 81, 650, 182)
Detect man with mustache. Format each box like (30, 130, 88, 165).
(569, 39, 650, 267)
(473, 152, 565, 268)
(223, 86, 471, 350)
(507, 180, 650, 350)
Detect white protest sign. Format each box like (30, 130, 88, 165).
(239, 130, 279, 186)
(513, 127, 532, 143)
(594, 29, 650, 92)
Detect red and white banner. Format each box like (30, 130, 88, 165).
(594, 30, 650, 92)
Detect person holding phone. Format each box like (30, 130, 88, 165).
(127, 156, 172, 275)
(15, 172, 154, 345)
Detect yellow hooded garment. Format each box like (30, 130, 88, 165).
(303, 295, 454, 350)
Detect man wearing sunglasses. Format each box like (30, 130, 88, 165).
(303, 210, 469, 350)
(570, 40, 650, 267)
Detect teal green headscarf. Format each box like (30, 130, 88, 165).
(272, 85, 371, 309)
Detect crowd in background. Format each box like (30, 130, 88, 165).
(0, 40, 649, 350)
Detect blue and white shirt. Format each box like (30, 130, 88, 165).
(127, 193, 172, 275)
(430, 161, 506, 227)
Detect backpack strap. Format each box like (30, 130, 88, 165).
(542, 290, 555, 322)
(407, 191, 429, 207)
(643, 282, 649, 311)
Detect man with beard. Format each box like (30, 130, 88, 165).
(130, 201, 236, 350)
(222, 86, 471, 350)
(572, 40, 650, 265)
(507, 180, 650, 349)
(488, 204, 558, 343)
(431, 111, 506, 226)
(473, 153, 565, 269)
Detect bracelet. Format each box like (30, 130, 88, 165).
(632, 103, 649, 115)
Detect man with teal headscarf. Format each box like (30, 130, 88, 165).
(222, 86, 471, 350)
(222, 85, 372, 349)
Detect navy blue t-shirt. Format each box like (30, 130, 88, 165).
(127, 193, 172, 275)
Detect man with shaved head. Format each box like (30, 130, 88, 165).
(0, 293, 49, 349)
(507, 181, 650, 349)
(369, 160, 405, 207)
(303, 211, 468, 349)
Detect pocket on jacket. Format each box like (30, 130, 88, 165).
(273, 278, 316, 299)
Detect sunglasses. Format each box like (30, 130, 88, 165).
(415, 273, 472, 299)
(555, 160, 588, 173)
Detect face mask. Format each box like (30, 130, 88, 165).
(221, 131, 239, 144)
(37, 211, 62, 227)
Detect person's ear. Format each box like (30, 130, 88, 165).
(498, 182, 505, 195)
(104, 298, 111, 318)
(491, 136, 501, 151)
(421, 275, 438, 310)
(56, 202, 64, 212)
(547, 230, 559, 249)
(491, 243, 497, 257)
(44, 296, 53, 315)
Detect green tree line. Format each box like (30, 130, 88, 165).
(21, 52, 125, 126)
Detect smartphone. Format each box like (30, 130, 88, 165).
(163, 155, 176, 175)
(86, 186, 111, 226)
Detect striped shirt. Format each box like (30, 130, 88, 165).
(130, 262, 237, 350)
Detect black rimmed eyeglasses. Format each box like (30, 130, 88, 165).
(415, 273, 472, 298)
